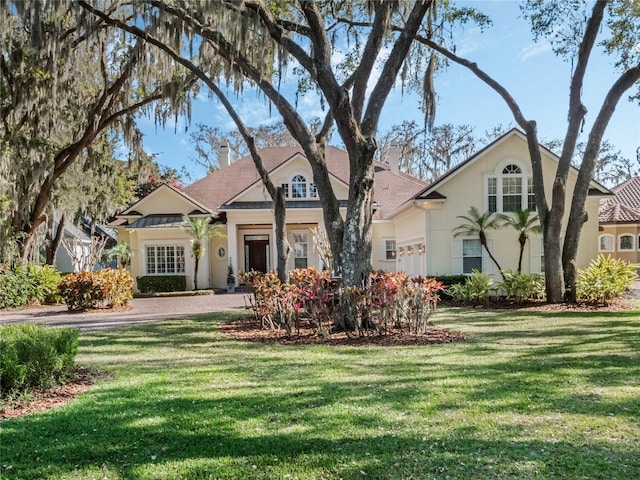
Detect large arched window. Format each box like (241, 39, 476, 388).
(486, 162, 535, 213)
(291, 174, 307, 198)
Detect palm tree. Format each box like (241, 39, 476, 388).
(104, 242, 132, 269)
(453, 206, 506, 280)
(499, 209, 542, 274)
(181, 215, 224, 290)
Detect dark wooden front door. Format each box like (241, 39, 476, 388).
(245, 239, 269, 273)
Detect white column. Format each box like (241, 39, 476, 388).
(226, 222, 238, 286)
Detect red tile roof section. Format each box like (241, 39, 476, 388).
(183, 146, 427, 220)
(599, 177, 640, 223)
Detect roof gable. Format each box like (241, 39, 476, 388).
(414, 129, 611, 201)
(184, 145, 427, 217)
(120, 183, 214, 217)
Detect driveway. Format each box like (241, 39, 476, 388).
(0, 293, 249, 332)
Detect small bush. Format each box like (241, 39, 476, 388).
(496, 271, 545, 303)
(137, 275, 187, 293)
(447, 270, 493, 304)
(59, 268, 133, 310)
(0, 264, 62, 309)
(0, 323, 78, 397)
(576, 255, 639, 305)
(433, 275, 468, 300)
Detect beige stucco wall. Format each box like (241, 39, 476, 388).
(371, 221, 397, 272)
(599, 224, 640, 266)
(234, 155, 350, 203)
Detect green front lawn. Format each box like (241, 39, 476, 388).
(2, 306, 639, 479)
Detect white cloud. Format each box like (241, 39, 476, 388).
(518, 40, 552, 63)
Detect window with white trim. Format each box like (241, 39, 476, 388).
(486, 162, 535, 213)
(281, 183, 289, 198)
(293, 233, 308, 269)
(618, 234, 634, 251)
(599, 234, 614, 252)
(146, 245, 185, 274)
(462, 239, 483, 274)
(385, 240, 396, 260)
(291, 175, 307, 198)
(527, 178, 537, 211)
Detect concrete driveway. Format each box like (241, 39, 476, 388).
(0, 293, 249, 332)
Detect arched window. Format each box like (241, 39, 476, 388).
(501, 164, 523, 212)
(599, 234, 614, 252)
(291, 175, 307, 198)
(284, 174, 317, 199)
(486, 162, 533, 213)
(618, 234, 634, 251)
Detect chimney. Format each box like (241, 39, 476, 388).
(389, 141, 400, 174)
(218, 142, 230, 168)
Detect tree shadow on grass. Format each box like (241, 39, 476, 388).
(3, 386, 638, 479)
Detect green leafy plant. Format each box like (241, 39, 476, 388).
(498, 209, 541, 273)
(182, 215, 224, 290)
(0, 264, 62, 309)
(59, 268, 133, 310)
(447, 270, 493, 304)
(0, 323, 78, 397)
(496, 270, 545, 303)
(453, 206, 505, 280)
(104, 242, 132, 269)
(576, 255, 639, 305)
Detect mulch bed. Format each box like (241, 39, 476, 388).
(219, 316, 468, 346)
(0, 367, 110, 421)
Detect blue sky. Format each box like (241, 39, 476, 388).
(138, 1, 639, 182)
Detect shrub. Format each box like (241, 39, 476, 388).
(244, 270, 444, 337)
(0, 264, 62, 309)
(447, 270, 493, 304)
(27, 264, 63, 304)
(433, 275, 468, 300)
(0, 323, 78, 397)
(137, 275, 187, 293)
(59, 268, 133, 310)
(576, 255, 639, 305)
(496, 271, 545, 303)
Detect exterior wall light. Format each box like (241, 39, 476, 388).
(398, 247, 405, 256)
(407, 246, 413, 255)
(418, 244, 425, 255)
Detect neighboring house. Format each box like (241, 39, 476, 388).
(598, 176, 640, 267)
(55, 218, 117, 273)
(111, 129, 609, 291)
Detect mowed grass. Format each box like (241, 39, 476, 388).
(1, 306, 639, 480)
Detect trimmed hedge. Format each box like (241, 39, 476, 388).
(0, 323, 79, 397)
(137, 275, 187, 293)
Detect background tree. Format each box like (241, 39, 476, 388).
(189, 122, 301, 174)
(453, 207, 505, 280)
(181, 215, 224, 291)
(414, 0, 640, 302)
(0, 2, 194, 263)
(498, 209, 542, 274)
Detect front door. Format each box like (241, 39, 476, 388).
(244, 235, 270, 273)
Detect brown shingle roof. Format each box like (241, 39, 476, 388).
(599, 176, 640, 223)
(183, 146, 427, 220)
